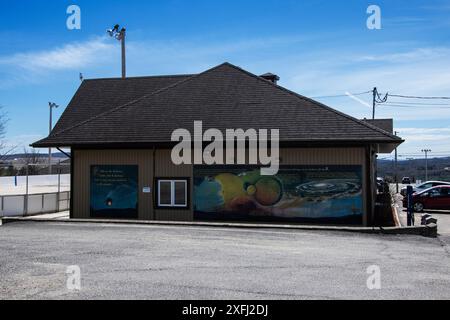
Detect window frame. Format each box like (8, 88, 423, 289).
(155, 178, 189, 209)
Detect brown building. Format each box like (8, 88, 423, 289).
(32, 62, 403, 226)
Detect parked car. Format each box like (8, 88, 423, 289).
(402, 177, 411, 184)
(400, 180, 450, 197)
(402, 185, 450, 212)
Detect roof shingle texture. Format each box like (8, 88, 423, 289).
(34, 63, 401, 147)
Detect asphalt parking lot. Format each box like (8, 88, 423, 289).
(391, 183, 450, 236)
(1, 221, 450, 299)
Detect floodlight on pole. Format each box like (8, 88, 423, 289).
(48, 102, 59, 174)
(107, 24, 126, 79)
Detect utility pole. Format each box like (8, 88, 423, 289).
(107, 24, 126, 79)
(372, 87, 377, 119)
(394, 131, 399, 193)
(48, 102, 59, 174)
(421, 149, 431, 181)
(371, 87, 388, 119)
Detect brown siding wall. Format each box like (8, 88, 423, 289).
(72, 147, 367, 225)
(72, 149, 154, 220)
(154, 149, 193, 221)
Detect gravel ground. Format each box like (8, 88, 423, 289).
(1, 221, 450, 300)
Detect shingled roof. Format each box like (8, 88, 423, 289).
(52, 74, 192, 134)
(32, 62, 402, 148)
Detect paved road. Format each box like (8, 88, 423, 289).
(1, 221, 450, 299)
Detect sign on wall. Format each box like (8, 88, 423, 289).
(193, 165, 363, 224)
(90, 165, 138, 218)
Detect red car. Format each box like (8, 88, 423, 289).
(403, 185, 450, 212)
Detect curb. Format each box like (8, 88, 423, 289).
(0, 216, 438, 238)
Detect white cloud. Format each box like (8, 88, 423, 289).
(285, 46, 450, 122)
(394, 127, 450, 157)
(356, 48, 450, 63)
(1, 35, 450, 156)
(0, 35, 308, 85)
(2, 134, 44, 152)
(0, 37, 114, 73)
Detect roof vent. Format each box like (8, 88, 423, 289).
(260, 72, 280, 84)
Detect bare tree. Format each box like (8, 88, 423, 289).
(0, 106, 16, 161)
(19, 148, 42, 175)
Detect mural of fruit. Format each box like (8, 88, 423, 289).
(214, 173, 247, 210)
(229, 195, 256, 212)
(246, 184, 257, 196)
(194, 178, 224, 212)
(254, 177, 282, 206)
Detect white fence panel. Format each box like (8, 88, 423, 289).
(27, 194, 44, 215)
(2, 196, 24, 217)
(59, 192, 70, 211)
(0, 191, 70, 217)
(43, 193, 57, 213)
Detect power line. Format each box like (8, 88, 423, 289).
(311, 91, 371, 99)
(385, 101, 450, 106)
(379, 104, 450, 109)
(388, 94, 450, 100)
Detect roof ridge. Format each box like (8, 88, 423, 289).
(83, 74, 195, 81)
(222, 63, 401, 141)
(47, 63, 231, 139)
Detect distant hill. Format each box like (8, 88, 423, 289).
(377, 156, 450, 182)
(0, 152, 70, 161)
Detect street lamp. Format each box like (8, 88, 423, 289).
(48, 102, 59, 174)
(421, 149, 431, 181)
(107, 24, 126, 79)
(394, 131, 399, 193)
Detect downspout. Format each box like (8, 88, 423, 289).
(56, 147, 71, 159)
(55, 147, 73, 219)
(365, 145, 374, 227)
(69, 149, 74, 219)
(152, 146, 156, 220)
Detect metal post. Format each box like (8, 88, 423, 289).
(121, 29, 126, 79)
(406, 185, 414, 226)
(372, 87, 377, 119)
(48, 102, 59, 175)
(394, 131, 398, 193)
(25, 164, 29, 215)
(58, 161, 61, 193)
(49, 104, 52, 175)
(422, 149, 431, 181)
(57, 161, 61, 212)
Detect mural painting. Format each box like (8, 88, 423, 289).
(90, 165, 138, 218)
(194, 165, 363, 224)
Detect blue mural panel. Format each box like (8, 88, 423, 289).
(90, 165, 138, 218)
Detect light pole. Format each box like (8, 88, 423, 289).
(107, 24, 126, 79)
(421, 149, 431, 182)
(394, 131, 399, 193)
(48, 102, 59, 174)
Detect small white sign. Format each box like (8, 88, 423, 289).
(143, 187, 151, 193)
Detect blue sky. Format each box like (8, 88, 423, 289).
(0, 0, 450, 159)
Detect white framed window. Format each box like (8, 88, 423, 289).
(157, 179, 188, 208)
